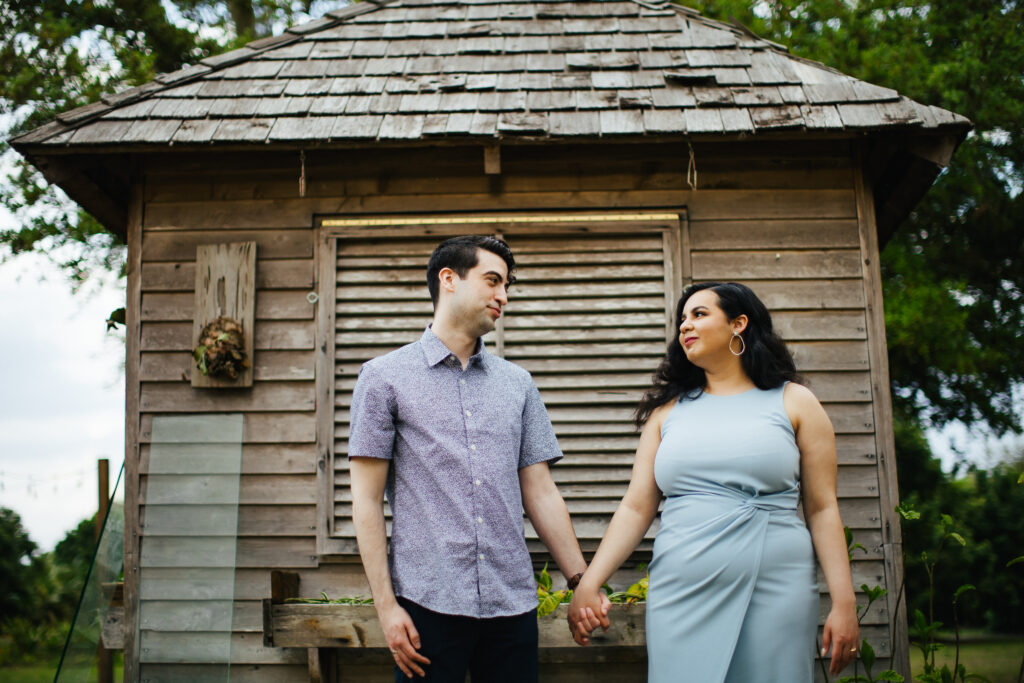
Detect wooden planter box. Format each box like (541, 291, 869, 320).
(263, 573, 647, 682)
(264, 602, 646, 649)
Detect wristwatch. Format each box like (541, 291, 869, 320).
(567, 572, 584, 591)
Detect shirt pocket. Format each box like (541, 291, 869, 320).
(470, 389, 524, 456)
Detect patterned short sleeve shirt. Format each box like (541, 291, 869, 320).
(348, 327, 562, 618)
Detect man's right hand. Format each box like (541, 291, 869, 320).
(380, 603, 431, 678)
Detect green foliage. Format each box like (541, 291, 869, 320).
(0, 616, 69, 666)
(275, 563, 654, 619)
(900, 502, 1001, 683)
(861, 583, 888, 606)
(0, 509, 95, 665)
(902, 459, 1024, 633)
(896, 501, 921, 522)
(0, 508, 37, 620)
(534, 563, 570, 617)
(842, 504, 1013, 682)
(913, 641, 1023, 683)
(846, 524, 868, 559)
(839, 527, 903, 683)
(838, 639, 906, 683)
(605, 563, 648, 604)
(892, 413, 945, 503)
(859, 640, 876, 675)
(0, 1, 332, 287)
(285, 592, 374, 605)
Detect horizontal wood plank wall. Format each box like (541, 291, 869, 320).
(136, 139, 891, 678)
(139, 155, 322, 678)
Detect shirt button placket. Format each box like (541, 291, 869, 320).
(460, 365, 485, 610)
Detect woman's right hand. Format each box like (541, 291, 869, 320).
(567, 583, 611, 646)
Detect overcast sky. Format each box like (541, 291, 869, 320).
(0, 250, 125, 551)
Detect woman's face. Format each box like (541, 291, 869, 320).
(677, 289, 746, 365)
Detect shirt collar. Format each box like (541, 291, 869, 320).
(420, 326, 487, 368)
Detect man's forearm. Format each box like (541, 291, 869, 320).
(527, 488, 587, 582)
(352, 496, 398, 611)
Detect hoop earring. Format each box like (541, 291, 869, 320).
(729, 332, 746, 356)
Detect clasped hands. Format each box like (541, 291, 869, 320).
(567, 584, 612, 646)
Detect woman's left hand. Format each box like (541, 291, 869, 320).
(821, 603, 860, 675)
(567, 584, 611, 646)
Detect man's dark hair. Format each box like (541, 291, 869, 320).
(426, 235, 516, 307)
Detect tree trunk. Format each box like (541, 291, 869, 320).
(227, 0, 257, 39)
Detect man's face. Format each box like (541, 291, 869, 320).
(447, 249, 510, 338)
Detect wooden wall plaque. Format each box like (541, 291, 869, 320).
(192, 242, 256, 388)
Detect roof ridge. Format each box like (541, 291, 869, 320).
(15, 0, 400, 145)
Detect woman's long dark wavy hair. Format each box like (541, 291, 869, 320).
(634, 282, 801, 427)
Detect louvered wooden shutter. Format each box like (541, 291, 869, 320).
(326, 214, 684, 555)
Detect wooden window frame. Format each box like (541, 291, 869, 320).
(314, 211, 689, 558)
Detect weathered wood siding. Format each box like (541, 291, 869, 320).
(129, 140, 898, 681)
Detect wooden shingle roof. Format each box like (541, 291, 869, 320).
(13, 0, 970, 148)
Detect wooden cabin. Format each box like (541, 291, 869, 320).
(12, 0, 970, 680)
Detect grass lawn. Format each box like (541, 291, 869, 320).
(911, 640, 1024, 683)
(0, 662, 57, 683)
(4, 644, 1020, 682)
(0, 653, 123, 683)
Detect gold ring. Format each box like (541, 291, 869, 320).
(851, 648, 858, 653)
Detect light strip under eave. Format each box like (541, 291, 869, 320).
(321, 213, 680, 227)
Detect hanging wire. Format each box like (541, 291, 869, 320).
(0, 466, 92, 497)
(686, 140, 698, 191)
(0, 467, 94, 481)
(299, 149, 307, 198)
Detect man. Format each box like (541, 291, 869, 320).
(349, 235, 605, 682)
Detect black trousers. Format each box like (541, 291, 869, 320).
(394, 597, 539, 683)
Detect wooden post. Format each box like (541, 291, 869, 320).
(96, 458, 109, 541)
(96, 458, 112, 683)
(484, 144, 501, 175)
(123, 174, 143, 683)
(854, 152, 911, 678)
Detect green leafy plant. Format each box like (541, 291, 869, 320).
(279, 564, 654, 620)
(901, 505, 991, 683)
(604, 563, 648, 604)
(837, 527, 903, 683)
(535, 563, 571, 618)
(284, 592, 374, 605)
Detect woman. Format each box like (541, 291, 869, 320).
(569, 282, 859, 681)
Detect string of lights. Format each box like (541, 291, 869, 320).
(1, 468, 95, 481)
(0, 466, 96, 497)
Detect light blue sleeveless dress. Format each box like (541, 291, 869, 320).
(646, 385, 818, 682)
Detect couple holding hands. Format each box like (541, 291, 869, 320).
(349, 235, 859, 682)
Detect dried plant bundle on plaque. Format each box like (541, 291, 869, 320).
(192, 315, 250, 380)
